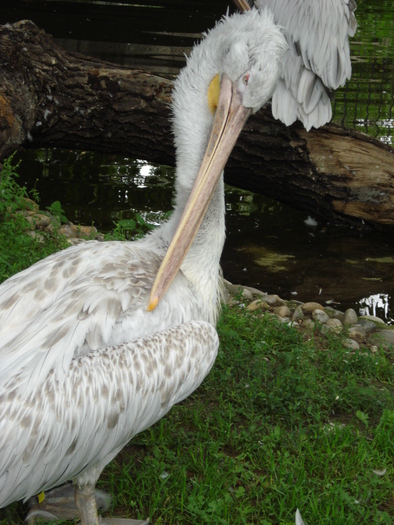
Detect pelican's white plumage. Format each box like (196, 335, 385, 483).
(0, 3, 355, 524)
(256, 0, 357, 129)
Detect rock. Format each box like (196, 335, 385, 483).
(242, 285, 268, 298)
(325, 306, 344, 319)
(263, 294, 286, 307)
(241, 288, 254, 301)
(302, 302, 325, 314)
(77, 225, 98, 238)
(358, 319, 378, 333)
(325, 318, 343, 333)
(312, 309, 330, 324)
(27, 230, 45, 243)
(374, 330, 394, 347)
(292, 305, 304, 322)
(25, 213, 52, 229)
(348, 325, 367, 339)
(59, 223, 79, 238)
(273, 305, 291, 318)
(343, 338, 360, 350)
(22, 197, 40, 211)
(301, 319, 315, 330)
(223, 281, 253, 301)
(343, 308, 358, 326)
(246, 299, 269, 312)
(359, 315, 385, 325)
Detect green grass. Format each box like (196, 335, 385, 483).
(0, 154, 68, 282)
(1, 158, 394, 524)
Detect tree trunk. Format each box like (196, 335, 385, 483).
(1, 20, 394, 229)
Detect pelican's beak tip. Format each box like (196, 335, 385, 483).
(147, 296, 159, 312)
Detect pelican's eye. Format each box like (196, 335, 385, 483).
(242, 73, 250, 85)
(208, 73, 220, 115)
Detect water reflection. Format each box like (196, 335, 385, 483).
(15, 148, 394, 324)
(359, 293, 392, 321)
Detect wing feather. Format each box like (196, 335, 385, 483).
(0, 321, 219, 506)
(0, 240, 164, 393)
(256, 0, 357, 129)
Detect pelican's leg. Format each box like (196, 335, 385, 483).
(75, 484, 101, 525)
(25, 483, 111, 523)
(75, 484, 150, 525)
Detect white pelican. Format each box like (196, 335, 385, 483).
(0, 3, 356, 524)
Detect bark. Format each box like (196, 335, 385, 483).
(1, 20, 394, 229)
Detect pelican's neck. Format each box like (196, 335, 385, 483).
(158, 168, 226, 319)
(151, 29, 229, 316)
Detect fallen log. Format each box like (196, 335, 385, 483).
(1, 20, 393, 228)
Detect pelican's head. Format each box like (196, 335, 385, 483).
(148, 8, 287, 311)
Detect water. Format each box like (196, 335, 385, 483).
(2, 0, 394, 323)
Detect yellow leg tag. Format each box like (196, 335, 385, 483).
(37, 491, 45, 504)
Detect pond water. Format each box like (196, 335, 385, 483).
(2, 0, 394, 323)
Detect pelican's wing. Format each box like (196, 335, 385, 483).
(256, 0, 357, 130)
(0, 321, 219, 506)
(0, 241, 165, 393)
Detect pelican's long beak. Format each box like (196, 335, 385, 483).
(147, 74, 251, 311)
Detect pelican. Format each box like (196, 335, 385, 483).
(0, 2, 356, 524)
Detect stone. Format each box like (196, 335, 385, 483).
(343, 308, 358, 326)
(301, 319, 315, 330)
(375, 330, 394, 347)
(241, 288, 254, 301)
(242, 285, 268, 297)
(263, 294, 286, 307)
(348, 325, 367, 339)
(325, 318, 343, 333)
(324, 306, 343, 319)
(59, 223, 79, 238)
(359, 315, 385, 325)
(292, 305, 304, 322)
(222, 281, 254, 301)
(302, 302, 325, 314)
(343, 338, 360, 351)
(26, 213, 51, 229)
(273, 305, 291, 318)
(246, 299, 269, 312)
(358, 319, 378, 333)
(77, 225, 98, 238)
(312, 309, 330, 324)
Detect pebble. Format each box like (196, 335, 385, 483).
(241, 288, 254, 301)
(263, 294, 286, 307)
(358, 319, 378, 332)
(325, 306, 344, 319)
(292, 305, 304, 322)
(302, 302, 325, 314)
(312, 309, 330, 324)
(348, 325, 367, 339)
(343, 308, 358, 326)
(374, 330, 394, 346)
(359, 315, 385, 325)
(343, 338, 360, 351)
(25, 213, 52, 229)
(273, 305, 291, 318)
(325, 318, 343, 333)
(242, 285, 268, 298)
(246, 299, 269, 312)
(302, 319, 315, 330)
